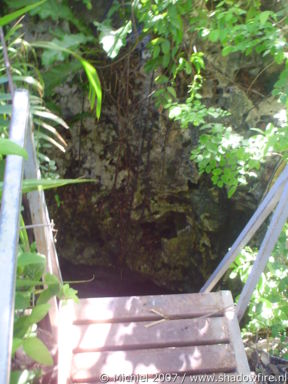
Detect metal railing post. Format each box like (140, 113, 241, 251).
(200, 165, 288, 293)
(237, 181, 288, 320)
(0, 90, 29, 384)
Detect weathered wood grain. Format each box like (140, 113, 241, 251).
(70, 292, 227, 324)
(58, 292, 251, 384)
(71, 317, 229, 352)
(71, 344, 236, 382)
(221, 292, 252, 383)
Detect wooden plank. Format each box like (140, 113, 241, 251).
(71, 292, 227, 324)
(58, 300, 74, 384)
(24, 122, 62, 283)
(24, 120, 62, 336)
(72, 317, 229, 352)
(71, 344, 236, 382)
(221, 292, 252, 384)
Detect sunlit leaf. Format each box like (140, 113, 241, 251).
(33, 119, 67, 145)
(15, 292, 31, 310)
(0, 178, 96, 194)
(12, 338, 22, 356)
(0, 0, 46, 27)
(0, 138, 28, 159)
(10, 370, 37, 384)
(23, 337, 53, 366)
(16, 279, 44, 288)
(95, 20, 132, 59)
(29, 303, 51, 324)
(36, 131, 65, 152)
(32, 110, 69, 129)
(31, 41, 102, 118)
(80, 59, 102, 119)
(17, 252, 46, 268)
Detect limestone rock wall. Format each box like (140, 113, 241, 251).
(46, 30, 284, 292)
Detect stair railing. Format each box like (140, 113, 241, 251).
(0, 89, 62, 384)
(1, 89, 288, 382)
(201, 164, 288, 320)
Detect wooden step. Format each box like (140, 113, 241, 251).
(68, 292, 227, 324)
(71, 317, 229, 352)
(58, 291, 251, 383)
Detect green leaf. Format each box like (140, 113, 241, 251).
(15, 292, 31, 310)
(259, 11, 271, 25)
(0, 139, 28, 159)
(155, 75, 169, 84)
(167, 86, 176, 98)
(222, 46, 234, 56)
(60, 283, 79, 303)
(17, 252, 46, 281)
(153, 45, 160, 59)
(80, 59, 102, 119)
(36, 131, 66, 152)
(0, 178, 94, 195)
(162, 53, 170, 68)
(29, 303, 50, 324)
(0, 105, 12, 114)
(229, 271, 238, 279)
(37, 274, 60, 304)
(20, 178, 95, 193)
(17, 252, 46, 268)
(23, 337, 53, 366)
(0, 75, 43, 94)
(95, 20, 132, 59)
(14, 303, 51, 338)
(19, 215, 30, 252)
(16, 279, 43, 288)
(0, 93, 12, 101)
(42, 60, 82, 95)
(209, 30, 219, 42)
(162, 39, 170, 54)
(13, 316, 31, 338)
(44, 273, 59, 285)
(10, 370, 38, 384)
(31, 41, 102, 117)
(41, 33, 92, 67)
(37, 285, 59, 305)
(0, 0, 47, 27)
(12, 338, 23, 356)
(32, 109, 69, 129)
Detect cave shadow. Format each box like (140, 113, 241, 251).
(60, 259, 175, 298)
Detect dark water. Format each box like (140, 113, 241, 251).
(60, 259, 175, 298)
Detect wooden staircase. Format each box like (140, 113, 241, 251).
(3, 90, 288, 383)
(58, 291, 251, 383)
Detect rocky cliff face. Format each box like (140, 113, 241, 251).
(46, 30, 284, 292)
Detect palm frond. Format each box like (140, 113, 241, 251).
(0, 0, 47, 27)
(32, 41, 102, 118)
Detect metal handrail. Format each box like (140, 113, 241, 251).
(0, 89, 62, 383)
(0, 90, 29, 384)
(201, 164, 288, 320)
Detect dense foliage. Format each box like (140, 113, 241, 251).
(0, 2, 101, 382)
(91, 0, 288, 353)
(229, 225, 288, 358)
